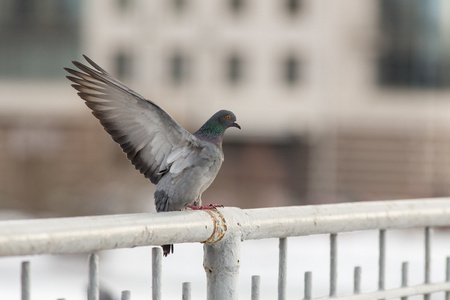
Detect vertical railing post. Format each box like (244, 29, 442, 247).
(424, 227, 431, 300)
(379, 229, 386, 291)
(251, 275, 260, 300)
(88, 253, 99, 300)
(121, 290, 131, 300)
(304, 271, 312, 300)
(21, 261, 30, 300)
(182, 282, 191, 300)
(445, 257, 450, 300)
(152, 247, 162, 300)
(203, 231, 241, 300)
(401, 262, 409, 300)
(278, 238, 287, 300)
(353, 266, 361, 294)
(330, 234, 338, 297)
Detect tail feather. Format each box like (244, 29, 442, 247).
(162, 244, 174, 257)
(155, 190, 174, 257)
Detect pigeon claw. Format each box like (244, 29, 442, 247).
(188, 204, 224, 210)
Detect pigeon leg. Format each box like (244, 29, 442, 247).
(209, 204, 225, 208)
(188, 204, 224, 210)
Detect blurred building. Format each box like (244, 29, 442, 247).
(1, 0, 450, 216)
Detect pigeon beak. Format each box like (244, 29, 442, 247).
(232, 122, 241, 130)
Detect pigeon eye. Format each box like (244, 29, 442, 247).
(226, 115, 231, 120)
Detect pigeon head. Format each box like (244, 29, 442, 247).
(215, 110, 241, 130)
(194, 110, 240, 144)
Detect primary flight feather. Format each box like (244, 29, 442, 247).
(65, 55, 240, 256)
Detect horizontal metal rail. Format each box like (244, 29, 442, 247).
(3, 198, 450, 300)
(1, 198, 450, 256)
(317, 282, 450, 300)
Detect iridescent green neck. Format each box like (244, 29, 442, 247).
(194, 121, 225, 144)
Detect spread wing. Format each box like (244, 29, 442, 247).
(65, 55, 198, 184)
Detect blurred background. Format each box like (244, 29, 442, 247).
(1, 0, 450, 217)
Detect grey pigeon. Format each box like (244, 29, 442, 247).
(65, 55, 240, 256)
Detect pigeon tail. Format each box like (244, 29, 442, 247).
(162, 244, 174, 257)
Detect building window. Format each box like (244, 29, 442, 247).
(116, 0, 134, 13)
(0, 0, 81, 79)
(378, 0, 450, 88)
(229, 0, 245, 14)
(169, 51, 189, 84)
(114, 51, 133, 81)
(172, 0, 187, 13)
(285, 0, 302, 17)
(283, 55, 301, 85)
(226, 53, 244, 85)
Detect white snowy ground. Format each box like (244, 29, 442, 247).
(1, 228, 450, 300)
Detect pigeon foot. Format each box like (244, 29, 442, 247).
(188, 204, 224, 210)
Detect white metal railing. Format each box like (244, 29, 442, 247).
(1, 198, 450, 299)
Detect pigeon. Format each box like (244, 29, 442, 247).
(65, 55, 240, 256)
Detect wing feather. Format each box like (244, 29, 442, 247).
(65, 55, 200, 184)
